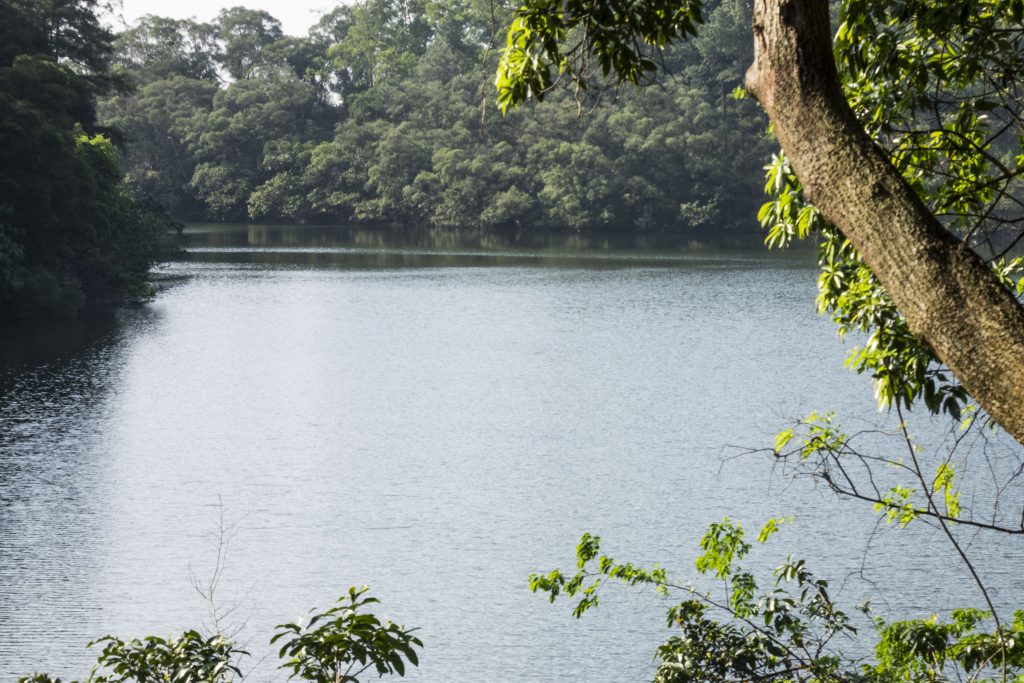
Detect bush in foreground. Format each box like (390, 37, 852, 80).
(19, 587, 421, 683)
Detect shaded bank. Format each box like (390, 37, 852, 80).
(0, 1, 180, 319)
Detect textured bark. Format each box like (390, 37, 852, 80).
(744, 0, 1024, 444)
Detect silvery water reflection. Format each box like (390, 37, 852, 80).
(0, 226, 1020, 682)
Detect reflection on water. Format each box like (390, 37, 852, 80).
(0, 311, 122, 376)
(0, 229, 1020, 682)
(185, 222, 773, 252)
(183, 223, 813, 271)
(0, 308, 161, 673)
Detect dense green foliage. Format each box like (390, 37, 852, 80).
(0, 0, 180, 318)
(19, 588, 420, 683)
(273, 587, 423, 682)
(98, 0, 772, 232)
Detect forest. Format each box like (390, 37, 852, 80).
(100, 0, 770, 231)
(0, 0, 773, 317)
(0, 0, 179, 317)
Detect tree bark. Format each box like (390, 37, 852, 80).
(744, 0, 1024, 445)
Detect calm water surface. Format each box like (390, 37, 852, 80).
(1, 226, 1020, 681)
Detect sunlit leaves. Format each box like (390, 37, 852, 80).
(761, 152, 972, 419)
(88, 631, 247, 683)
(993, 257, 1024, 297)
(872, 608, 1024, 682)
(533, 521, 1024, 683)
(874, 485, 921, 528)
(771, 411, 996, 532)
(696, 518, 750, 579)
(836, 0, 1024, 242)
(757, 516, 793, 544)
(529, 532, 670, 619)
(16, 631, 248, 683)
(495, 13, 562, 112)
(759, 154, 822, 249)
(794, 412, 847, 461)
(933, 464, 961, 519)
(495, 0, 704, 113)
(773, 428, 795, 453)
(531, 520, 857, 683)
(272, 586, 422, 683)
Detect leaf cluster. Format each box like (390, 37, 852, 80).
(272, 586, 422, 683)
(760, 154, 971, 418)
(836, 0, 1024, 254)
(19, 588, 421, 683)
(495, 0, 704, 112)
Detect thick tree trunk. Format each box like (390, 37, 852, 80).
(744, 0, 1024, 444)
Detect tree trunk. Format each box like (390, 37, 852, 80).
(744, 0, 1024, 444)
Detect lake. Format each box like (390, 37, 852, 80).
(1, 225, 1020, 682)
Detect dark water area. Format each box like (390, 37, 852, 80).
(0, 225, 1020, 682)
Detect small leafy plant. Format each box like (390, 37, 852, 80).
(19, 588, 420, 683)
(273, 586, 422, 683)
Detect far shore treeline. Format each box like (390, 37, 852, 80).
(101, 0, 771, 230)
(0, 0, 771, 318)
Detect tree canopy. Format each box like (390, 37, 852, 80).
(97, 0, 773, 232)
(0, 0, 178, 317)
